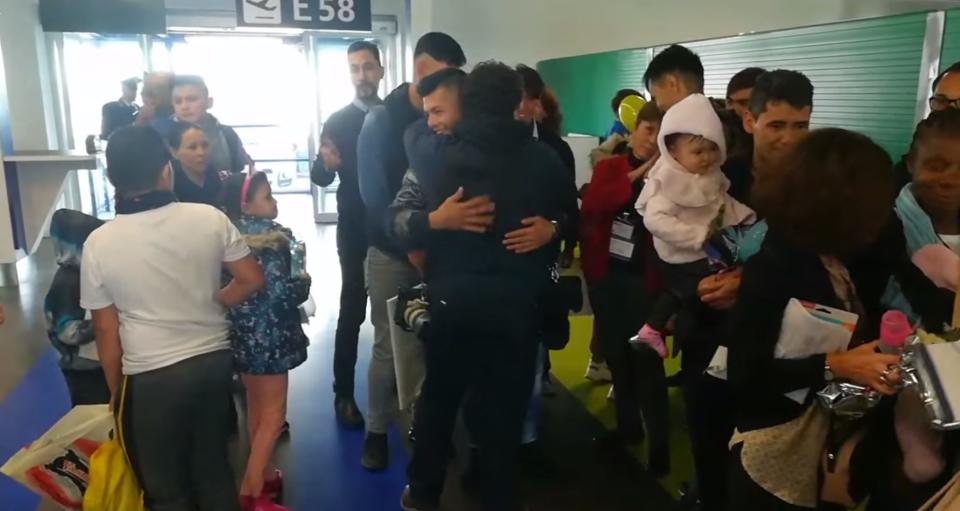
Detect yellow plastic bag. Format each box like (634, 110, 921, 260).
(82, 378, 144, 511)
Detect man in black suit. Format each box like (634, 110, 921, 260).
(100, 77, 140, 140)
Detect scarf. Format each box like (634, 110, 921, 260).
(884, 185, 960, 320)
(115, 190, 177, 215)
(896, 184, 940, 256)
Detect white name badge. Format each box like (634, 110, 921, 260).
(609, 237, 635, 260)
(611, 219, 634, 239)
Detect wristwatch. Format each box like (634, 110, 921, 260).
(824, 359, 835, 382)
(550, 220, 560, 240)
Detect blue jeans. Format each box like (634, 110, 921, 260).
(521, 345, 547, 444)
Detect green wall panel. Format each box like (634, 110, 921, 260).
(942, 9, 960, 71)
(541, 13, 928, 157)
(538, 48, 648, 137)
(677, 13, 927, 158)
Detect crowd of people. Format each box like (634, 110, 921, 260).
(48, 28, 959, 511)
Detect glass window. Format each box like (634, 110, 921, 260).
(62, 35, 144, 146)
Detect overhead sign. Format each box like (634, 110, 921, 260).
(237, 0, 372, 31)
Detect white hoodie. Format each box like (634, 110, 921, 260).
(636, 94, 755, 264)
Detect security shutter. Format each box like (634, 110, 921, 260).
(538, 49, 649, 136)
(942, 9, 960, 71)
(661, 13, 928, 157)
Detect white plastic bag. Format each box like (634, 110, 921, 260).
(1, 405, 113, 510)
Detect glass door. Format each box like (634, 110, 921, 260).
(159, 35, 314, 197)
(62, 35, 145, 219)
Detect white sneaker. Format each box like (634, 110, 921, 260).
(584, 359, 613, 383)
(607, 385, 615, 401)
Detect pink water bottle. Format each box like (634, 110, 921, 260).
(879, 310, 912, 354)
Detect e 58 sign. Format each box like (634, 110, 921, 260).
(237, 0, 372, 31)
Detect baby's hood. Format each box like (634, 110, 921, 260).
(656, 94, 727, 170)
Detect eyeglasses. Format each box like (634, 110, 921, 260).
(929, 95, 960, 111)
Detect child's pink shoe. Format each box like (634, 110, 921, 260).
(630, 324, 668, 358)
(240, 495, 288, 511)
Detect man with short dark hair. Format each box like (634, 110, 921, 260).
(311, 40, 384, 429)
(725, 67, 766, 119)
(893, 60, 960, 187)
(399, 61, 577, 511)
(356, 31, 466, 471)
(170, 75, 250, 174)
(643, 44, 705, 111)
(101, 77, 140, 139)
(727, 69, 815, 202)
(930, 61, 960, 112)
(679, 69, 815, 511)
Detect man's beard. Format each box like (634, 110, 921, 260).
(355, 82, 378, 100)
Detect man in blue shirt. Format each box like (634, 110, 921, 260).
(356, 32, 466, 471)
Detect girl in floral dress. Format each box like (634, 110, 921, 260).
(220, 171, 310, 511)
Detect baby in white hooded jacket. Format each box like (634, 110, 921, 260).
(632, 94, 755, 357)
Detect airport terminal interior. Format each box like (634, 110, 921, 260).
(2, 0, 960, 510)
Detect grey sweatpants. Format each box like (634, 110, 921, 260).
(118, 350, 240, 511)
(365, 246, 422, 434)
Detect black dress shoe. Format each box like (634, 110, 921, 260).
(335, 395, 365, 430)
(648, 444, 671, 478)
(593, 429, 643, 454)
(519, 441, 558, 478)
(361, 432, 389, 471)
(400, 485, 437, 511)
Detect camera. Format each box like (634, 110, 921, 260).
(394, 283, 431, 338)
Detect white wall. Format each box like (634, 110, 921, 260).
(410, 0, 959, 67)
(0, 0, 59, 150)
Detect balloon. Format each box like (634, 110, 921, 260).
(618, 95, 647, 133)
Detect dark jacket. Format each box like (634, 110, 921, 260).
(535, 122, 579, 245)
(45, 210, 105, 371)
(311, 100, 379, 245)
(155, 114, 249, 175)
(173, 161, 225, 207)
(357, 84, 422, 259)
(101, 100, 138, 139)
(403, 116, 578, 286)
(228, 217, 310, 374)
(728, 230, 896, 433)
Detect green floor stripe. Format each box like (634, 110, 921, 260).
(551, 315, 695, 499)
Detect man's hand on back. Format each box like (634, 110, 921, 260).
(698, 268, 743, 311)
(428, 187, 495, 233)
(504, 216, 556, 254)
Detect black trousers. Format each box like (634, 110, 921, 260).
(118, 350, 239, 511)
(332, 226, 368, 397)
(61, 368, 110, 407)
(408, 277, 540, 511)
(675, 304, 734, 511)
(592, 269, 670, 455)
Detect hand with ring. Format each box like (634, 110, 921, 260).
(826, 342, 902, 396)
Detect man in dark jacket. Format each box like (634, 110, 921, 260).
(399, 62, 577, 511)
(356, 32, 466, 471)
(893, 60, 960, 189)
(169, 75, 251, 174)
(310, 40, 384, 429)
(101, 77, 140, 139)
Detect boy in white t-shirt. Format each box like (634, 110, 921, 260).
(80, 126, 264, 511)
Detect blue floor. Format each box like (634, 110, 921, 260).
(0, 198, 412, 510)
(0, 322, 412, 511)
